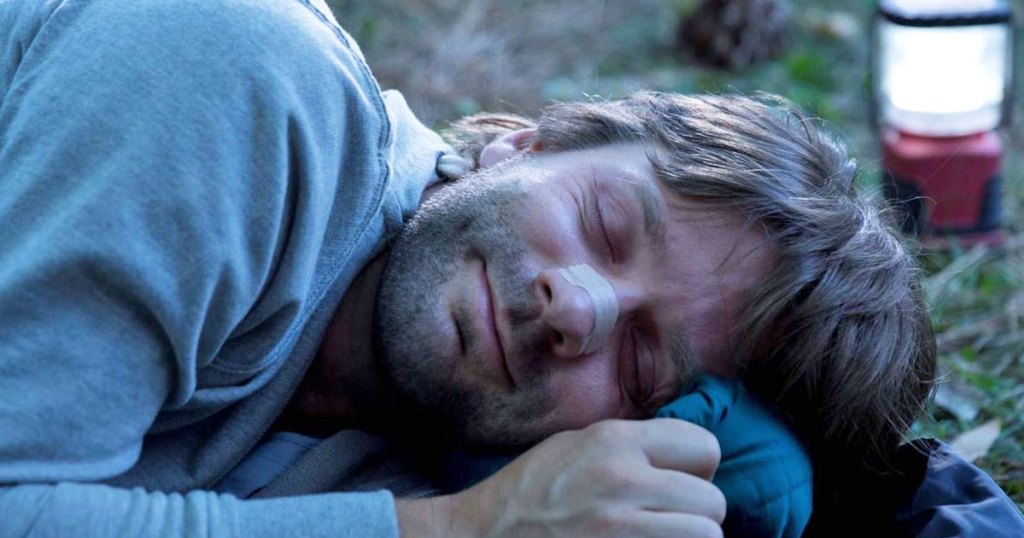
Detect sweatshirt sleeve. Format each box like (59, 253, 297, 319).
(1, 484, 399, 538)
(0, 1, 399, 536)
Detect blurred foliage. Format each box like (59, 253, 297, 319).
(327, 0, 1024, 509)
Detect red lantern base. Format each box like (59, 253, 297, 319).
(881, 128, 1005, 247)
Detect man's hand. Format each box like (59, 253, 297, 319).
(396, 418, 725, 538)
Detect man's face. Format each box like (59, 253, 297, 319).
(374, 142, 774, 447)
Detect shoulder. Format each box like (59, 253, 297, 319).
(41, 0, 363, 75)
(1, 0, 369, 96)
(3, 0, 387, 177)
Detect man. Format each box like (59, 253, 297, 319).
(0, 0, 979, 536)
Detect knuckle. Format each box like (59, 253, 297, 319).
(667, 421, 721, 475)
(546, 429, 576, 445)
(704, 434, 722, 466)
(585, 505, 630, 536)
(707, 485, 727, 523)
(586, 419, 630, 443)
(592, 462, 633, 488)
(687, 517, 724, 538)
(695, 432, 722, 477)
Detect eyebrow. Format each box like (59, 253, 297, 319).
(621, 179, 667, 247)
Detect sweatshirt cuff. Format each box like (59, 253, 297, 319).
(235, 490, 398, 538)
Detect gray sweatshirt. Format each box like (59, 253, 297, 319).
(0, 0, 452, 535)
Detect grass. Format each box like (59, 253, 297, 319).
(327, 0, 1024, 509)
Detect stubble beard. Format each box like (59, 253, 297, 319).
(373, 161, 554, 448)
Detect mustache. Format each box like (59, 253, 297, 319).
(497, 270, 552, 377)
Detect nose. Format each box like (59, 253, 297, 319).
(534, 264, 620, 358)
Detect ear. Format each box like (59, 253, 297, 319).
(478, 128, 540, 169)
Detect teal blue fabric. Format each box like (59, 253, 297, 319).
(656, 376, 812, 538)
(444, 377, 812, 538)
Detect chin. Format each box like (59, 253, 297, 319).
(374, 158, 556, 447)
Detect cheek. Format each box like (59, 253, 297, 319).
(543, 356, 625, 428)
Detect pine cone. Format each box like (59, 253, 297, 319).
(677, 0, 792, 70)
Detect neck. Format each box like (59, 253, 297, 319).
(278, 252, 405, 436)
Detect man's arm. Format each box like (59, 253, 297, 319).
(1, 484, 397, 537)
(1, 420, 725, 538)
(0, 1, 403, 535)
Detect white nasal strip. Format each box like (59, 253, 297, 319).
(557, 263, 619, 354)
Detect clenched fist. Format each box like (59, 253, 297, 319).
(397, 418, 726, 538)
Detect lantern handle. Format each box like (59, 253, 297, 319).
(1001, 11, 1016, 131)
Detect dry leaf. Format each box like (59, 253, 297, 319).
(949, 419, 1001, 463)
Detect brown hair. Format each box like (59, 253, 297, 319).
(445, 91, 937, 515)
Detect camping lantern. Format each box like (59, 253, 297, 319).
(874, 0, 1014, 245)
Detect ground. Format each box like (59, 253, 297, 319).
(327, 0, 1024, 509)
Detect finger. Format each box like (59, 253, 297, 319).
(627, 511, 723, 538)
(635, 418, 721, 479)
(632, 467, 727, 523)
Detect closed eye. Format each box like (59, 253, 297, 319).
(620, 328, 656, 408)
(592, 194, 616, 263)
(635, 336, 656, 407)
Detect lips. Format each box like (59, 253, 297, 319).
(477, 258, 515, 388)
